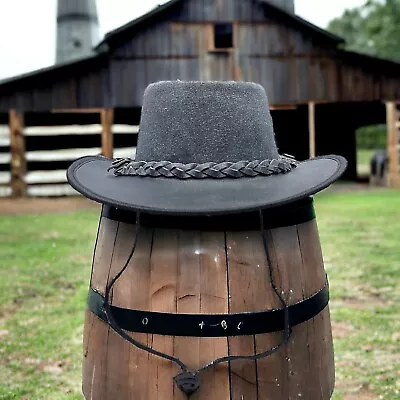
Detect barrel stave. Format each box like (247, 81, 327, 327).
(83, 213, 334, 399)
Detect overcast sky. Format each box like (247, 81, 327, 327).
(0, 0, 366, 80)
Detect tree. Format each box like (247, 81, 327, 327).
(327, 0, 400, 61)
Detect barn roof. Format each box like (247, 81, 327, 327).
(0, 54, 105, 88)
(0, 0, 398, 110)
(96, 0, 344, 50)
(337, 49, 400, 73)
(0, 0, 346, 88)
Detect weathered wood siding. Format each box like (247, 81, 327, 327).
(108, 0, 400, 107)
(0, 57, 109, 112)
(0, 0, 399, 111)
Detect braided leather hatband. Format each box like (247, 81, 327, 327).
(108, 155, 299, 179)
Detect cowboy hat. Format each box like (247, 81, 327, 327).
(67, 81, 347, 215)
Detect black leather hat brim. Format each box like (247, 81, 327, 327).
(67, 155, 347, 215)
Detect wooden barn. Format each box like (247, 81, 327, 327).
(0, 0, 399, 197)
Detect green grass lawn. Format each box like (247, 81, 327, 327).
(1, 190, 399, 399)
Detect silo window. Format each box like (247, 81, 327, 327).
(214, 23, 233, 49)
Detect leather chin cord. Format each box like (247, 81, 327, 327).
(103, 211, 291, 396)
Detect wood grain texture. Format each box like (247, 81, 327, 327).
(255, 220, 335, 399)
(148, 229, 178, 400)
(82, 311, 110, 400)
(174, 231, 201, 400)
(241, 228, 284, 400)
(277, 225, 311, 400)
(90, 217, 119, 294)
(226, 231, 260, 399)
(106, 222, 153, 399)
(100, 108, 114, 158)
(82, 310, 96, 395)
(298, 220, 335, 399)
(83, 215, 334, 399)
(2, 0, 400, 112)
(124, 226, 154, 400)
(256, 227, 290, 400)
(309, 101, 316, 158)
(386, 102, 400, 187)
(196, 231, 230, 400)
(9, 110, 26, 198)
(82, 217, 118, 400)
(187, 231, 230, 400)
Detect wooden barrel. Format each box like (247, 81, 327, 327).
(82, 198, 334, 399)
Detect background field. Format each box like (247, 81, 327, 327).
(357, 149, 374, 179)
(0, 189, 399, 400)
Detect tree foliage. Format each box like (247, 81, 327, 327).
(357, 125, 387, 149)
(327, 0, 400, 61)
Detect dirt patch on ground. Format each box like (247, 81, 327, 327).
(331, 321, 355, 339)
(0, 196, 100, 215)
(331, 297, 389, 310)
(336, 381, 377, 400)
(343, 391, 376, 400)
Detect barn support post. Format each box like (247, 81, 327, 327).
(100, 108, 114, 158)
(308, 101, 316, 158)
(385, 101, 400, 187)
(8, 109, 27, 198)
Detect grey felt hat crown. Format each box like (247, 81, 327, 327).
(136, 81, 279, 163)
(67, 80, 347, 215)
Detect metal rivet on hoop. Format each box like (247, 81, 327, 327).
(142, 317, 149, 325)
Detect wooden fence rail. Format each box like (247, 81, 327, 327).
(0, 108, 138, 197)
(386, 102, 400, 187)
(9, 110, 26, 197)
(1, 103, 400, 198)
